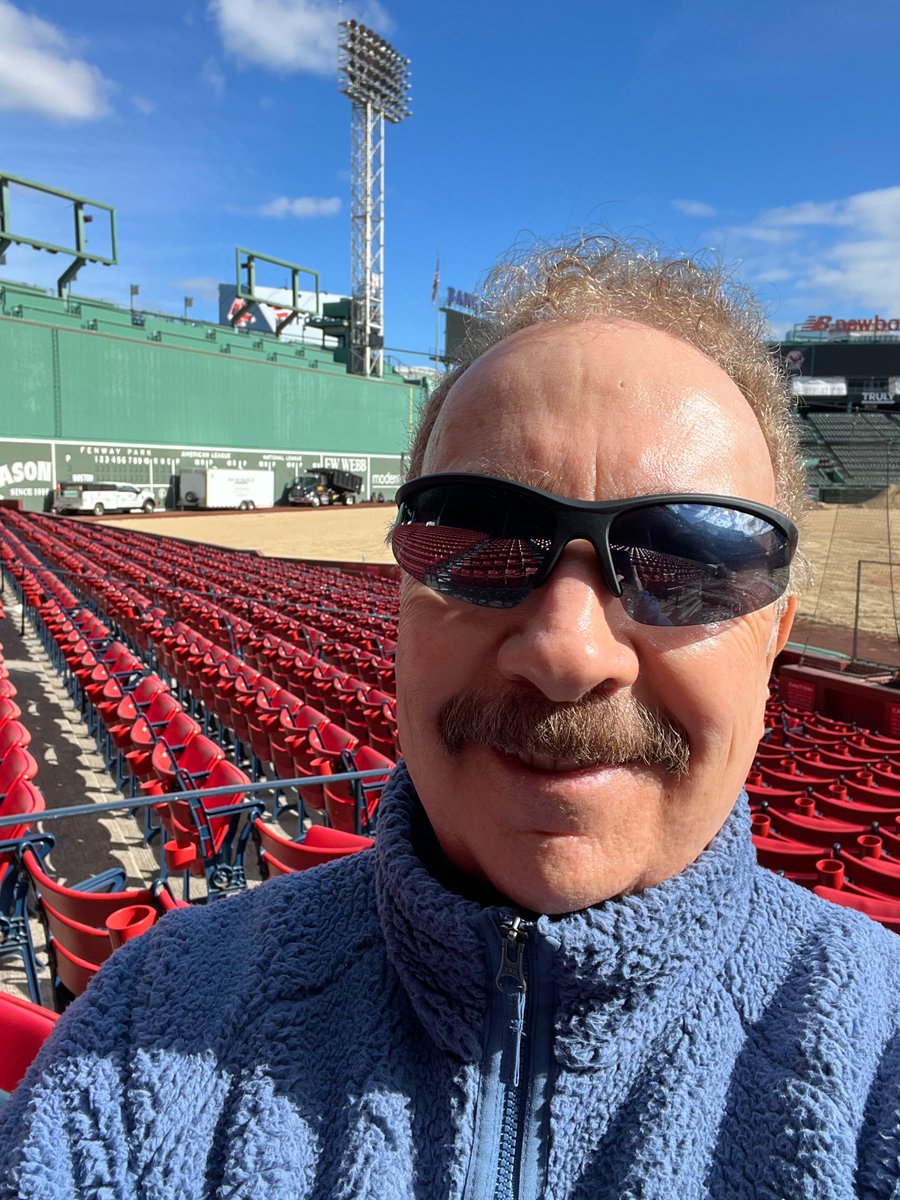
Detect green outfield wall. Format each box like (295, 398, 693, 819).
(0, 280, 424, 510)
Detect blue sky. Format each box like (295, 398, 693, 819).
(1, 0, 899, 364)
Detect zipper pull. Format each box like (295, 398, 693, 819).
(496, 916, 530, 1088)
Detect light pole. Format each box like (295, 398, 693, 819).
(338, 20, 411, 378)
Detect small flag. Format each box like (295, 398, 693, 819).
(431, 253, 440, 305)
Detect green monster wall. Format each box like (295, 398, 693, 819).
(0, 280, 425, 511)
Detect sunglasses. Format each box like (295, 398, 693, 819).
(391, 473, 798, 628)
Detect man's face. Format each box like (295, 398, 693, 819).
(395, 318, 795, 914)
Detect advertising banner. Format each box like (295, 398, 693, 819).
(0, 442, 54, 507)
(777, 342, 900, 378)
(790, 378, 848, 397)
(0, 437, 405, 511)
(217, 285, 346, 346)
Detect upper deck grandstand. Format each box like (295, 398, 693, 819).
(775, 324, 900, 498)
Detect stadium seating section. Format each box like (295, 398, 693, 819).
(797, 411, 900, 490)
(0, 509, 387, 1026)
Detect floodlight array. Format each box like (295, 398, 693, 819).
(338, 20, 412, 125)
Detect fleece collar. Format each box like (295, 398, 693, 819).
(373, 761, 755, 1067)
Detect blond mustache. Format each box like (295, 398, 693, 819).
(437, 688, 690, 777)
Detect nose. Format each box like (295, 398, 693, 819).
(494, 542, 640, 703)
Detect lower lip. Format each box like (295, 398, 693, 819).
(484, 748, 641, 836)
(488, 747, 631, 781)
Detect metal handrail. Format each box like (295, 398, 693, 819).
(0, 767, 391, 830)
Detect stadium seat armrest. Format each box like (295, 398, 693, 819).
(0, 834, 42, 857)
(151, 878, 190, 911)
(14, 833, 55, 864)
(70, 866, 128, 894)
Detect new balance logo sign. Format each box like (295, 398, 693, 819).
(799, 314, 900, 333)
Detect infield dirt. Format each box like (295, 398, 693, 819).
(114, 504, 397, 565)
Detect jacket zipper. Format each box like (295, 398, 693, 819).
(463, 912, 552, 1200)
(493, 915, 531, 1200)
(496, 915, 529, 1087)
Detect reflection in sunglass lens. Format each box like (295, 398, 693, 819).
(392, 485, 554, 607)
(392, 482, 794, 627)
(610, 503, 791, 626)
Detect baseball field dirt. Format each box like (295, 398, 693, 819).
(113, 504, 397, 564)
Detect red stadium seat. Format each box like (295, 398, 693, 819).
(0, 747, 38, 802)
(0, 697, 23, 730)
(0, 992, 58, 1091)
(0, 720, 31, 758)
(269, 704, 328, 784)
(150, 732, 225, 795)
(839, 847, 900, 902)
(813, 885, 900, 931)
(157, 759, 258, 901)
(254, 819, 373, 875)
(322, 744, 395, 835)
(20, 839, 170, 1010)
(752, 833, 825, 885)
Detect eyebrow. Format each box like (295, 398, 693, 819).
(466, 459, 567, 493)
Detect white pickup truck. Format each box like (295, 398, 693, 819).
(53, 481, 156, 517)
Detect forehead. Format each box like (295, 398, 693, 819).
(424, 318, 775, 504)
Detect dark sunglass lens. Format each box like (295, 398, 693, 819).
(391, 483, 554, 607)
(610, 503, 791, 627)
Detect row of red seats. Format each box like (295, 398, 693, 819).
(158, 585, 397, 694)
(0, 568, 182, 1009)
(748, 694, 900, 930)
(5, 509, 400, 748)
(0, 530, 376, 1034)
(14, 508, 400, 656)
(145, 619, 395, 833)
(17, 514, 400, 828)
(0, 618, 46, 1003)
(1, 514, 381, 857)
(29, 580, 263, 901)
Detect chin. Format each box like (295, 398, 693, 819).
(499, 886, 619, 917)
(486, 861, 641, 916)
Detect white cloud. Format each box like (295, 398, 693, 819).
(672, 198, 717, 218)
(752, 268, 792, 284)
(754, 199, 850, 229)
(131, 95, 156, 116)
(727, 224, 798, 246)
(718, 187, 900, 316)
(176, 276, 220, 301)
(0, 1, 110, 120)
(209, 0, 393, 77)
(260, 195, 341, 218)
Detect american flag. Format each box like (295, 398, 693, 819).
(431, 254, 440, 305)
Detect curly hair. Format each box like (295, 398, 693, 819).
(409, 236, 806, 526)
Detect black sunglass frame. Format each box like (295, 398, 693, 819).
(392, 472, 799, 616)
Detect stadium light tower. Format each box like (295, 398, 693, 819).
(338, 20, 411, 377)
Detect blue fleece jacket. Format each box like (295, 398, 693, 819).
(0, 763, 899, 1199)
